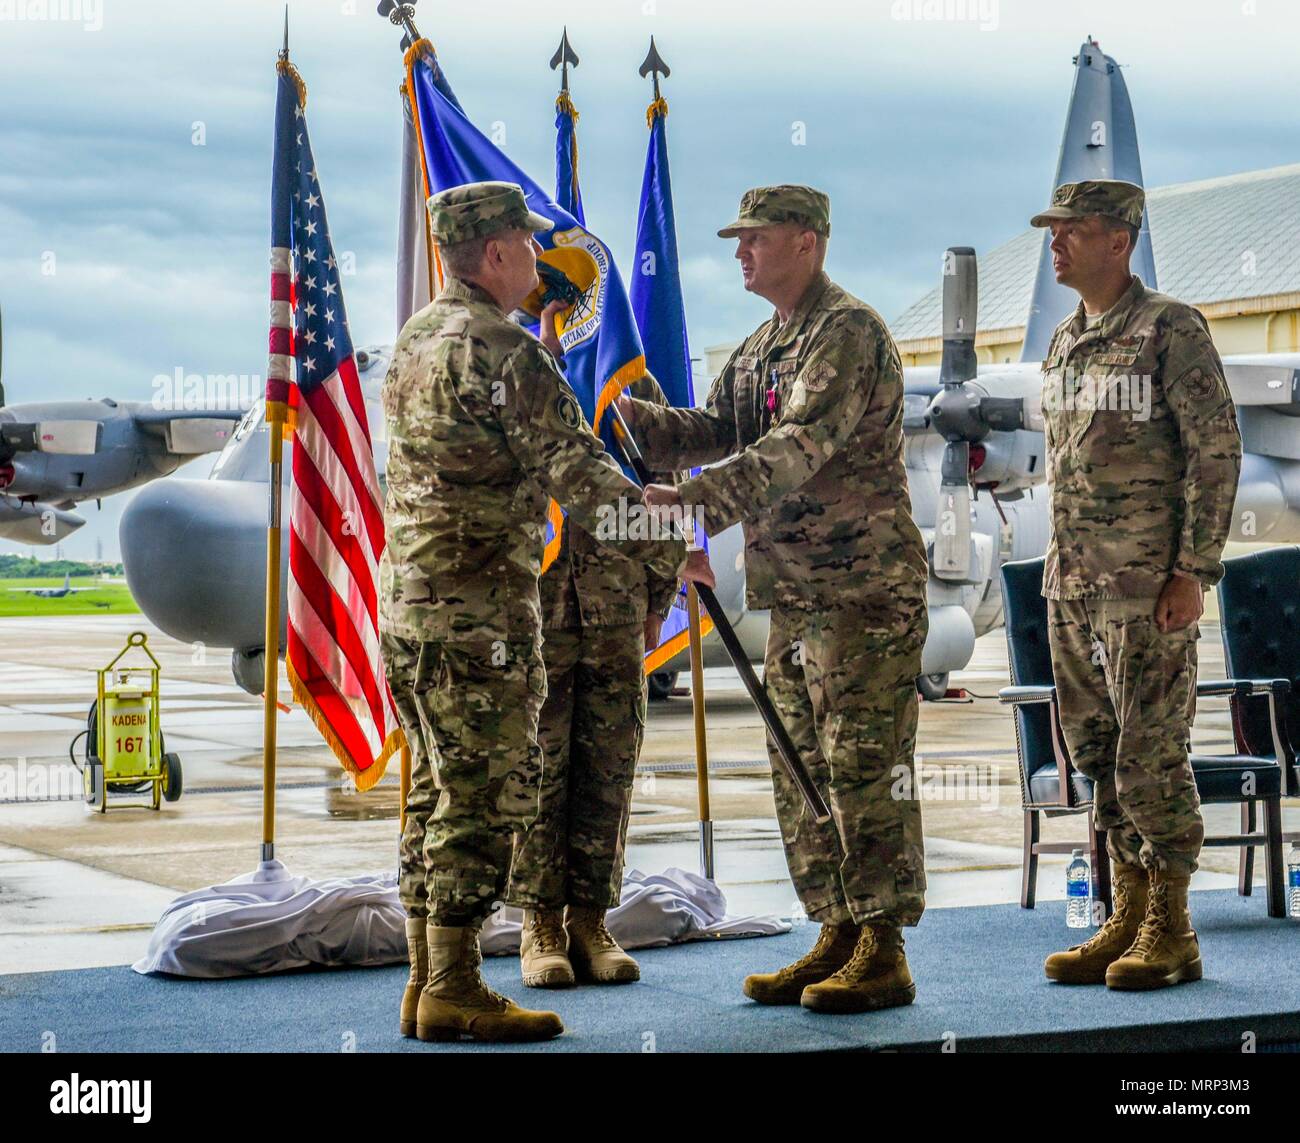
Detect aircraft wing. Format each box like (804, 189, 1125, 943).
(131, 407, 246, 455)
(6, 585, 92, 593)
(0, 495, 84, 545)
(1221, 354, 1300, 408)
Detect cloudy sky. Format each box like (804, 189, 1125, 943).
(2, 0, 1298, 559)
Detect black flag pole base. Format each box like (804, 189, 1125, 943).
(607, 405, 831, 824)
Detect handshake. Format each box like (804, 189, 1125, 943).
(615, 395, 716, 592)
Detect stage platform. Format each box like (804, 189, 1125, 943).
(3, 889, 1296, 1053)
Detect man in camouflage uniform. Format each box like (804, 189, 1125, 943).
(1033, 180, 1242, 990)
(621, 185, 930, 1014)
(380, 181, 711, 1042)
(505, 372, 678, 989)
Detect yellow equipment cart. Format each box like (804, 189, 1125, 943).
(82, 632, 182, 813)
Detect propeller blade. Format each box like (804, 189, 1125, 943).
(939, 246, 978, 386)
(933, 441, 973, 579)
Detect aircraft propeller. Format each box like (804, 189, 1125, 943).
(925, 247, 1036, 580)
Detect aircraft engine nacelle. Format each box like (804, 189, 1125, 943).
(969, 430, 1046, 499)
(920, 604, 976, 679)
(1231, 452, 1300, 544)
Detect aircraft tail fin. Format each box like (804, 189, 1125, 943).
(1020, 38, 1158, 361)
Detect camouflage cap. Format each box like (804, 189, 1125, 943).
(718, 185, 831, 239)
(1030, 179, 1145, 229)
(426, 181, 553, 245)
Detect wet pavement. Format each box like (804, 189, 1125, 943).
(0, 613, 1275, 974)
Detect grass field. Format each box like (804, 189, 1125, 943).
(0, 577, 139, 618)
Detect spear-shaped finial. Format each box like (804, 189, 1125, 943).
(279, 5, 289, 63)
(550, 26, 579, 93)
(639, 35, 670, 101)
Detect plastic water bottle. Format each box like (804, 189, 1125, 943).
(1289, 845, 1300, 920)
(1066, 848, 1091, 928)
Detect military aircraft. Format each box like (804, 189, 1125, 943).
(8, 571, 92, 598)
(118, 36, 1300, 701)
(0, 308, 246, 547)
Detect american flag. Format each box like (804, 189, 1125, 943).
(267, 61, 403, 791)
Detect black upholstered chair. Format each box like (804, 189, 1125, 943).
(997, 557, 1110, 912)
(1215, 547, 1300, 896)
(998, 557, 1290, 917)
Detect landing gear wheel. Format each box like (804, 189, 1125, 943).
(162, 753, 183, 802)
(917, 672, 950, 702)
(648, 670, 679, 702)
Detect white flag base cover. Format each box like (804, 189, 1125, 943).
(132, 861, 789, 979)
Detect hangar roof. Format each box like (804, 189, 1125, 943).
(891, 163, 1300, 344)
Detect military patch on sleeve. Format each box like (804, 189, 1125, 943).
(556, 392, 582, 429)
(1177, 367, 1220, 403)
(803, 360, 837, 393)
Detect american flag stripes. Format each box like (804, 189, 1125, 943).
(268, 61, 403, 790)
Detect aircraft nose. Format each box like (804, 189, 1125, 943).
(120, 478, 286, 652)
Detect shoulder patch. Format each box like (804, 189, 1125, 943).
(556, 392, 582, 429)
(804, 359, 837, 393)
(1174, 366, 1221, 403)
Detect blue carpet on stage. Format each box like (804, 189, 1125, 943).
(2, 890, 1297, 1053)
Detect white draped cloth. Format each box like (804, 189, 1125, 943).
(132, 861, 788, 978)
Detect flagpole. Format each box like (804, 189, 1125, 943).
(639, 40, 715, 876)
(261, 424, 282, 863)
(686, 584, 714, 878)
(260, 8, 293, 865)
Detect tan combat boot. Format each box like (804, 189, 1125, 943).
(520, 908, 575, 988)
(742, 922, 860, 1005)
(1044, 862, 1149, 984)
(1105, 870, 1203, 990)
(565, 905, 640, 983)
(400, 916, 428, 1037)
(800, 923, 916, 1014)
(415, 924, 564, 1043)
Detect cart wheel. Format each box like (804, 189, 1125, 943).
(162, 753, 183, 802)
(83, 757, 103, 805)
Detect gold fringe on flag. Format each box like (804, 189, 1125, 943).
(646, 96, 668, 129)
(541, 498, 565, 574)
(644, 612, 715, 675)
(276, 57, 307, 108)
(402, 41, 444, 296)
(286, 659, 404, 793)
(556, 91, 581, 214)
(594, 353, 648, 434)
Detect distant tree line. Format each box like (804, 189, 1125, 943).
(0, 555, 124, 579)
